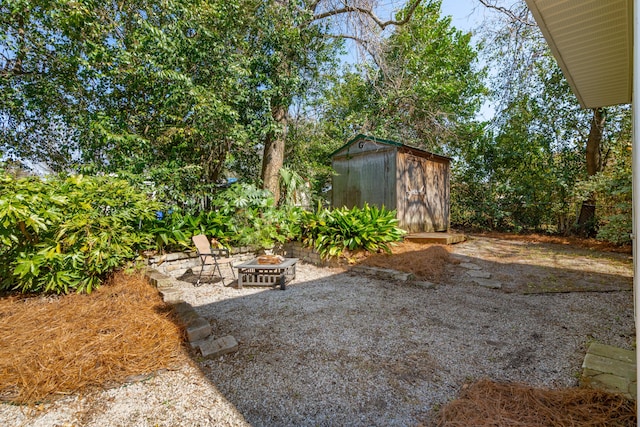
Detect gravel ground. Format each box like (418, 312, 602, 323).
(0, 361, 249, 427)
(1, 238, 635, 426)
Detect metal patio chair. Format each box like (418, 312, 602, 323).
(191, 234, 235, 286)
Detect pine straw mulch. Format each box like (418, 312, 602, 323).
(0, 270, 186, 405)
(357, 241, 455, 283)
(430, 379, 636, 427)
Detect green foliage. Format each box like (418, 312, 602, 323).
(0, 174, 160, 294)
(5, 0, 632, 246)
(1, 0, 255, 188)
(451, 96, 586, 233)
(450, 13, 632, 239)
(281, 119, 343, 204)
(209, 182, 302, 248)
(212, 182, 274, 215)
(147, 211, 192, 253)
(114, 165, 219, 215)
(316, 0, 485, 152)
(300, 204, 405, 259)
(0, 0, 102, 170)
(574, 141, 632, 244)
(378, 0, 486, 147)
(149, 183, 302, 252)
(279, 167, 311, 208)
(448, 6, 630, 241)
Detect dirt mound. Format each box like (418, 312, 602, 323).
(0, 271, 185, 404)
(431, 379, 636, 426)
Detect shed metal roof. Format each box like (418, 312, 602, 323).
(329, 134, 451, 161)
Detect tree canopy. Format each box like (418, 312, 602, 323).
(0, 0, 632, 243)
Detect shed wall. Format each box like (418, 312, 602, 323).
(396, 151, 450, 232)
(332, 149, 397, 210)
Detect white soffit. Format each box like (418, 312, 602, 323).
(525, 0, 632, 108)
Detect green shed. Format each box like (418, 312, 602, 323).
(330, 134, 451, 233)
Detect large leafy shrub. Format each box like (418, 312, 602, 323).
(0, 174, 160, 294)
(300, 204, 405, 259)
(220, 182, 303, 248)
(150, 183, 302, 252)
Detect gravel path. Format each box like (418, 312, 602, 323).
(190, 264, 634, 426)
(1, 238, 634, 426)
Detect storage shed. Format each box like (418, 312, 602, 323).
(330, 134, 451, 233)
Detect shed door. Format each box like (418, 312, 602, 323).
(399, 155, 449, 232)
(402, 157, 429, 232)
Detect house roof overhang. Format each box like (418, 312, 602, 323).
(525, 1, 639, 410)
(524, 0, 633, 109)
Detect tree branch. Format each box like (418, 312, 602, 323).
(311, 0, 423, 29)
(477, 0, 535, 27)
(306, 0, 322, 14)
(325, 33, 370, 48)
(324, 33, 383, 68)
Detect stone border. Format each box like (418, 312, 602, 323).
(456, 259, 503, 289)
(148, 247, 257, 279)
(350, 265, 415, 282)
(349, 265, 436, 289)
(144, 268, 238, 359)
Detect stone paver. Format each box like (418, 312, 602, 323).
(471, 278, 502, 289)
(351, 266, 415, 282)
(459, 262, 482, 270)
(196, 335, 239, 359)
(158, 288, 183, 304)
(413, 280, 436, 290)
(186, 317, 212, 342)
(144, 268, 238, 356)
(467, 270, 492, 279)
(582, 342, 637, 399)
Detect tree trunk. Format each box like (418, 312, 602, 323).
(586, 107, 604, 176)
(577, 107, 605, 235)
(261, 103, 288, 203)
